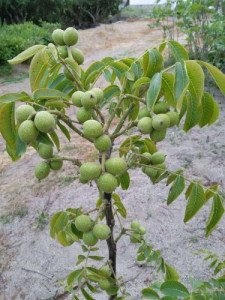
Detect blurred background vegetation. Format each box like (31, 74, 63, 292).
(0, 0, 224, 79)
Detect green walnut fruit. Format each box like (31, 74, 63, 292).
(15, 104, 35, 124)
(98, 173, 118, 193)
(50, 158, 63, 170)
(138, 107, 151, 119)
(57, 45, 68, 58)
(63, 27, 78, 46)
(137, 117, 152, 134)
(153, 102, 170, 114)
(152, 114, 170, 130)
(81, 91, 97, 108)
(83, 120, 103, 139)
(76, 107, 92, 123)
(105, 157, 127, 176)
(131, 220, 140, 230)
(52, 29, 65, 45)
(139, 226, 146, 235)
(35, 161, 50, 180)
(79, 174, 89, 184)
(141, 152, 152, 164)
(98, 279, 111, 290)
(94, 134, 112, 152)
(34, 111, 56, 133)
(167, 111, 179, 127)
(100, 266, 111, 277)
(75, 215, 93, 232)
(38, 143, 53, 159)
(83, 231, 98, 246)
(93, 223, 111, 240)
(142, 166, 158, 177)
(79, 162, 102, 181)
(71, 47, 84, 65)
(18, 120, 38, 144)
(151, 152, 165, 165)
(92, 87, 104, 103)
(150, 129, 167, 142)
(72, 91, 84, 107)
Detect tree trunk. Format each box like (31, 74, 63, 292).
(99, 148, 117, 300)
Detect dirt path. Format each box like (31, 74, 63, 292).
(0, 20, 225, 300)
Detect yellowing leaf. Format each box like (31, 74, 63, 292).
(0, 103, 16, 150)
(162, 73, 176, 107)
(168, 41, 189, 62)
(174, 62, 189, 107)
(186, 60, 204, 105)
(198, 61, 225, 96)
(8, 45, 45, 65)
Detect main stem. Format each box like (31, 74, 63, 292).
(99, 150, 117, 300)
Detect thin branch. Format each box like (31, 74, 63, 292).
(111, 122, 136, 139)
(49, 156, 82, 167)
(112, 104, 135, 137)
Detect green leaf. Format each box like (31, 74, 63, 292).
(162, 73, 176, 107)
(33, 88, 69, 101)
(119, 171, 130, 190)
(49, 131, 60, 151)
(206, 195, 224, 237)
(76, 255, 86, 265)
(167, 175, 185, 204)
(184, 183, 205, 222)
(199, 93, 218, 127)
(168, 41, 189, 62)
(57, 121, 71, 141)
(183, 93, 200, 132)
(165, 263, 180, 281)
(160, 281, 189, 297)
(0, 103, 16, 152)
(205, 184, 219, 202)
(100, 85, 120, 108)
(133, 77, 150, 97)
(208, 98, 220, 126)
(0, 92, 31, 103)
(185, 182, 194, 200)
(142, 287, 160, 299)
(174, 62, 189, 106)
(8, 45, 45, 65)
(110, 61, 129, 79)
(186, 60, 204, 105)
(146, 72, 162, 111)
(143, 48, 163, 78)
(67, 269, 83, 286)
(29, 49, 49, 92)
(89, 256, 104, 261)
(112, 193, 127, 218)
(198, 61, 225, 96)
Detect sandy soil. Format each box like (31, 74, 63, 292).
(0, 20, 225, 300)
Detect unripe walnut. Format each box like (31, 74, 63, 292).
(71, 47, 84, 65)
(167, 111, 180, 127)
(18, 120, 38, 144)
(35, 161, 50, 180)
(81, 91, 97, 109)
(137, 117, 152, 134)
(82, 231, 98, 246)
(98, 173, 118, 193)
(150, 128, 167, 142)
(15, 104, 35, 124)
(38, 143, 53, 159)
(63, 27, 78, 46)
(83, 120, 103, 139)
(152, 114, 170, 130)
(75, 215, 92, 232)
(57, 46, 68, 58)
(79, 162, 102, 181)
(92, 88, 104, 103)
(76, 107, 93, 123)
(105, 157, 127, 176)
(153, 102, 170, 114)
(94, 134, 112, 152)
(72, 91, 84, 107)
(34, 111, 56, 133)
(93, 223, 111, 240)
(151, 152, 166, 165)
(50, 158, 63, 170)
(52, 29, 65, 45)
(138, 106, 151, 119)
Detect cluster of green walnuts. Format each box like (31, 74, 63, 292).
(137, 102, 179, 142)
(52, 27, 84, 67)
(16, 105, 63, 179)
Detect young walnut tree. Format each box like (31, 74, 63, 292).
(1, 27, 225, 299)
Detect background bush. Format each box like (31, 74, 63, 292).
(0, 0, 122, 27)
(0, 22, 60, 65)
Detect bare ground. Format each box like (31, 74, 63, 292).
(0, 20, 225, 300)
